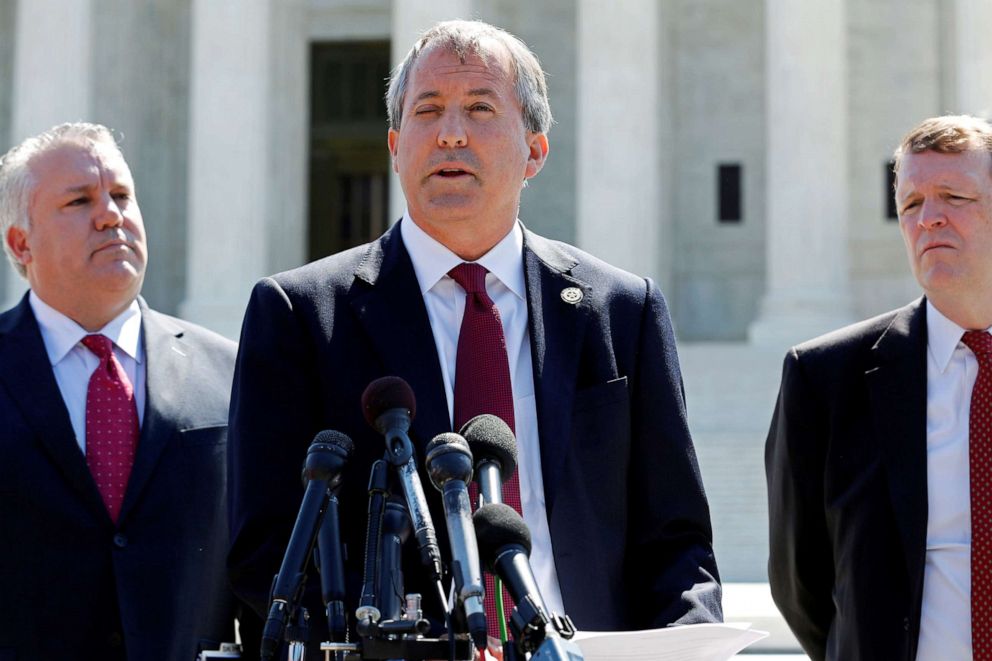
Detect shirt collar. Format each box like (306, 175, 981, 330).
(29, 291, 143, 366)
(926, 299, 991, 372)
(400, 211, 526, 300)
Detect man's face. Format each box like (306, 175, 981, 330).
(896, 149, 992, 306)
(387, 44, 548, 255)
(6, 140, 147, 323)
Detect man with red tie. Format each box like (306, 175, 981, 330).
(229, 19, 721, 658)
(0, 123, 239, 660)
(766, 114, 992, 660)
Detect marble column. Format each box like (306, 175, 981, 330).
(749, 0, 855, 348)
(575, 0, 669, 291)
(3, 0, 93, 308)
(388, 0, 473, 224)
(179, 0, 272, 339)
(953, 0, 992, 115)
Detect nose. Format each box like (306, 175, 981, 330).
(437, 112, 467, 148)
(93, 193, 125, 231)
(918, 199, 947, 231)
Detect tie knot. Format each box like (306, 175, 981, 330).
(81, 334, 114, 360)
(963, 330, 992, 358)
(448, 262, 489, 294)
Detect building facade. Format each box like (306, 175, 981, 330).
(3, 0, 992, 645)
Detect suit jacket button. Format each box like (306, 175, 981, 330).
(113, 533, 128, 548)
(903, 616, 910, 631)
(107, 631, 123, 647)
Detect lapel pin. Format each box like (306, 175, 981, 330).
(560, 287, 583, 304)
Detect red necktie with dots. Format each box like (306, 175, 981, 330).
(963, 330, 992, 660)
(448, 262, 522, 641)
(82, 334, 139, 523)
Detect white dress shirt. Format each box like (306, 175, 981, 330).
(917, 300, 990, 660)
(29, 291, 145, 454)
(400, 213, 567, 618)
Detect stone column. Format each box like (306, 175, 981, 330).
(3, 0, 93, 308)
(749, 0, 854, 348)
(953, 0, 992, 115)
(575, 0, 669, 290)
(388, 0, 472, 225)
(179, 0, 272, 339)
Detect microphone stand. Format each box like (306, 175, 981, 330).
(505, 601, 580, 661)
(327, 458, 473, 661)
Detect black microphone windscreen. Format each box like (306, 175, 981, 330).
(459, 414, 517, 480)
(473, 502, 532, 570)
(361, 376, 417, 427)
(313, 429, 355, 455)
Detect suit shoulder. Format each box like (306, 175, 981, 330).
(788, 301, 921, 369)
(267, 242, 371, 295)
(526, 231, 650, 296)
(143, 308, 237, 357)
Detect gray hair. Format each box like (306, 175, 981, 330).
(386, 20, 553, 135)
(893, 114, 992, 186)
(0, 122, 123, 277)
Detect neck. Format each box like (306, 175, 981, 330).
(929, 294, 992, 331)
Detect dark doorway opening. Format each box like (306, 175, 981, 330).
(308, 41, 391, 261)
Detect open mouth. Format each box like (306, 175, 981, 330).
(433, 167, 473, 178)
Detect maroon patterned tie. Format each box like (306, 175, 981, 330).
(963, 330, 992, 660)
(82, 334, 139, 523)
(448, 262, 522, 640)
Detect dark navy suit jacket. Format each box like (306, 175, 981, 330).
(766, 299, 930, 661)
(0, 295, 238, 661)
(228, 222, 721, 653)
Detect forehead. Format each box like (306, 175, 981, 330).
(29, 140, 132, 191)
(896, 149, 992, 193)
(406, 43, 514, 99)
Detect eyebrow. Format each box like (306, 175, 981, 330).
(62, 184, 93, 195)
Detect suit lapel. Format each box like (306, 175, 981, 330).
(0, 295, 107, 516)
(119, 302, 186, 522)
(350, 223, 450, 450)
(865, 299, 928, 587)
(523, 230, 590, 515)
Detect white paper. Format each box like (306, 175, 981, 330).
(571, 622, 768, 661)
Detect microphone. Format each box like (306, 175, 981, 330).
(261, 430, 354, 660)
(316, 491, 347, 644)
(473, 504, 580, 659)
(459, 414, 518, 506)
(361, 377, 444, 584)
(425, 433, 488, 651)
(378, 497, 412, 621)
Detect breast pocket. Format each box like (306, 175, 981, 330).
(570, 377, 631, 469)
(178, 424, 227, 447)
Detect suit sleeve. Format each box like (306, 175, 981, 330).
(626, 280, 722, 626)
(227, 277, 324, 622)
(765, 348, 834, 661)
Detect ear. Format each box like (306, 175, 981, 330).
(387, 129, 400, 174)
(524, 133, 549, 180)
(5, 226, 31, 267)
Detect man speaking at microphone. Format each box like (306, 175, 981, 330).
(228, 19, 722, 654)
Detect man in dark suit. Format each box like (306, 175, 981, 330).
(0, 123, 239, 660)
(228, 19, 721, 655)
(766, 114, 992, 660)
